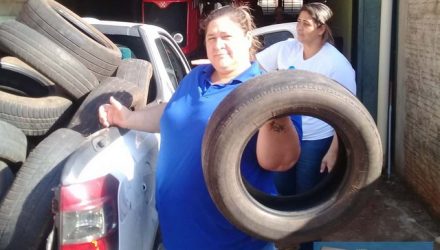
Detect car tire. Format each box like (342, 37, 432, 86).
(0, 120, 27, 165)
(202, 70, 383, 246)
(67, 77, 144, 135)
(0, 20, 99, 99)
(0, 161, 14, 202)
(0, 56, 57, 97)
(0, 90, 73, 136)
(116, 59, 153, 105)
(0, 128, 84, 250)
(18, 0, 121, 81)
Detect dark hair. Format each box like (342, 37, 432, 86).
(300, 2, 334, 44)
(200, 4, 261, 58)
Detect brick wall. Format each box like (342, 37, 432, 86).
(395, 0, 440, 216)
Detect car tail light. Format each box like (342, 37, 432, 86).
(59, 175, 119, 250)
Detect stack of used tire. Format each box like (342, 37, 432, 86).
(0, 0, 153, 248)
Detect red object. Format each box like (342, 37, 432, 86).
(142, 0, 200, 56)
(59, 175, 119, 250)
(61, 237, 111, 250)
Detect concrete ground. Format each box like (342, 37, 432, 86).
(321, 174, 440, 247)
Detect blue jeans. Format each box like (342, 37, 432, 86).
(274, 137, 332, 250)
(274, 136, 333, 195)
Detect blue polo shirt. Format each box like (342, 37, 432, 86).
(156, 62, 301, 250)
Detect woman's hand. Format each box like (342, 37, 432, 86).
(98, 96, 131, 128)
(320, 134, 339, 173)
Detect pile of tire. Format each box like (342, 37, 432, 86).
(0, 0, 153, 248)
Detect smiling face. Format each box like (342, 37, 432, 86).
(205, 15, 252, 79)
(296, 10, 325, 45)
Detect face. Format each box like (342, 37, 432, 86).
(205, 15, 252, 76)
(296, 10, 325, 45)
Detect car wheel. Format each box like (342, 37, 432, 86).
(0, 20, 99, 99)
(67, 77, 144, 135)
(202, 70, 383, 246)
(18, 0, 121, 81)
(0, 128, 84, 250)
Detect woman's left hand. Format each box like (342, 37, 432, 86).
(320, 149, 337, 173)
(320, 134, 339, 173)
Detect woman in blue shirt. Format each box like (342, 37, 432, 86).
(99, 5, 301, 250)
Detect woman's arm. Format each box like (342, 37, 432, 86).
(98, 96, 167, 133)
(256, 117, 301, 171)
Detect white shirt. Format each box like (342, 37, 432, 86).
(256, 38, 356, 140)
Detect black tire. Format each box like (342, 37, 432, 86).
(0, 120, 27, 164)
(0, 90, 73, 136)
(202, 70, 383, 246)
(68, 77, 144, 135)
(0, 128, 84, 250)
(116, 59, 153, 105)
(0, 20, 99, 99)
(0, 161, 14, 202)
(18, 0, 121, 81)
(0, 56, 57, 97)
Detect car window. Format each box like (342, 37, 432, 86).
(256, 31, 293, 51)
(252, 23, 297, 51)
(105, 34, 150, 61)
(155, 36, 187, 89)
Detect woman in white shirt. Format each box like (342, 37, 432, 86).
(256, 2, 356, 196)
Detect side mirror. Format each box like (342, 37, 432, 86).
(172, 32, 184, 44)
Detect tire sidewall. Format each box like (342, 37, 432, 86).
(202, 70, 383, 243)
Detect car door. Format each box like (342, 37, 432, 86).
(251, 22, 297, 51)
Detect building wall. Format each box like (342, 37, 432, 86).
(327, 0, 353, 61)
(395, 0, 440, 216)
(353, 0, 381, 119)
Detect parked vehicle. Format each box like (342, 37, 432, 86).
(0, 10, 190, 249)
(53, 19, 191, 250)
(252, 22, 297, 49)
